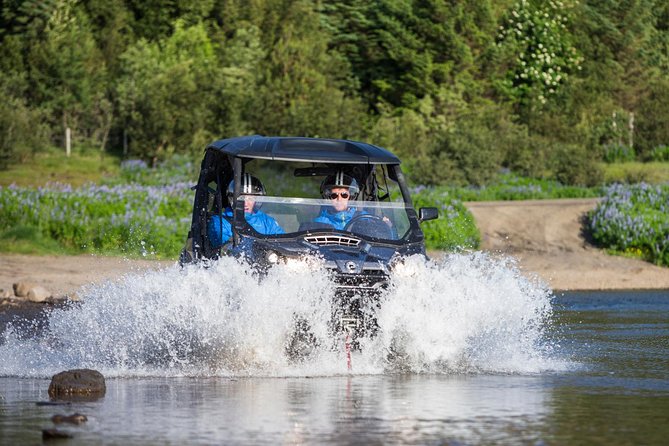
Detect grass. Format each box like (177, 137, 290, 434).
(600, 161, 669, 185)
(0, 149, 121, 187)
(433, 173, 602, 202)
(0, 225, 78, 255)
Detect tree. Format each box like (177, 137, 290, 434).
(0, 74, 49, 167)
(494, 0, 582, 121)
(21, 1, 110, 150)
(322, 0, 496, 110)
(116, 21, 217, 160)
(245, 0, 367, 138)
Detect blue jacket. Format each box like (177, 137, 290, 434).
(314, 207, 364, 230)
(208, 208, 284, 248)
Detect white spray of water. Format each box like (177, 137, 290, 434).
(361, 253, 562, 374)
(0, 253, 569, 378)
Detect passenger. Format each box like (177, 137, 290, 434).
(314, 171, 365, 230)
(208, 174, 284, 248)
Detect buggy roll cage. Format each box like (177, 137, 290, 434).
(187, 136, 419, 260)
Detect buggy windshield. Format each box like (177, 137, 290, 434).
(238, 195, 411, 242)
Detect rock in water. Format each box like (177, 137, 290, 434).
(48, 369, 106, 399)
(51, 413, 88, 425)
(42, 429, 73, 439)
(13, 282, 36, 297)
(13, 282, 52, 302)
(27, 286, 52, 303)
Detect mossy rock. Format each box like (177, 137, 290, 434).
(48, 369, 106, 399)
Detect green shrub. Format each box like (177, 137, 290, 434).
(549, 142, 603, 187)
(601, 162, 669, 185)
(412, 188, 480, 251)
(0, 85, 49, 168)
(648, 145, 669, 162)
(635, 79, 669, 159)
(603, 144, 636, 163)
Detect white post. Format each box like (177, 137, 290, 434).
(65, 127, 71, 157)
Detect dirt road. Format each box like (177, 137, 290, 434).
(1, 198, 667, 296)
(464, 198, 669, 291)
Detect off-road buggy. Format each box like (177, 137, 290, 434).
(180, 136, 438, 351)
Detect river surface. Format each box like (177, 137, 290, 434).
(0, 255, 667, 445)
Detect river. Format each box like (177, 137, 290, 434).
(1, 255, 667, 445)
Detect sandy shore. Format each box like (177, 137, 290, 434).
(0, 255, 174, 299)
(464, 198, 669, 291)
(1, 198, 667, 296)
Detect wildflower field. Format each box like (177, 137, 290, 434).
(0, 156, 481, 257)
(1, 158, 667, 264)
(0, 160, 193, 258)
(590, 183, 669, 266)
(0, 178, 193, 259)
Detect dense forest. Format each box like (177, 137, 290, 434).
(1, 0, 668, 186)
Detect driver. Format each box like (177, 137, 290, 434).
(208, 174, 284, 248)
(313, 171, 366, 230)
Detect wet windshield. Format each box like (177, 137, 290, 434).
(239, 195, 411, 241)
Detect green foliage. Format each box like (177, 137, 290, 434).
(648, 146, 669, 162)
(24, 3, 111, 150)
(411, 189, 480, 251)
(601, 161, 669, 185)
(0, 76, 49, 167)
(322, 0, 496, 109)
(116, 20, 216, 160)
(246, 1, 367, 139)
(371, 101, 528, 187)
(565, 0, 667, 160)
(495, 0, 582, 112)
(603, 144, 636, 163)
(1, 0, 669, 191)
(635, 79, 669, 159)
(590, 183, 669, 266)
(369, 102, 448, 186)
(549, 142, 603, 187)
(418, 172, 600, 202)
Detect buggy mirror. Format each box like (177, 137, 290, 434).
(419, 207, 439, 222)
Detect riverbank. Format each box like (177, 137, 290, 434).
(464, 198, 669, 291)
(0, 254, 174, 300)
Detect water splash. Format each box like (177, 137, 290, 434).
(0, 253, 568, 378)
(362, 253, 561, 374)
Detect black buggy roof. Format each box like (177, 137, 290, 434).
(207, 135, 401, 164)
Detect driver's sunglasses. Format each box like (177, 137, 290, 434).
(328, 191, 350, 200)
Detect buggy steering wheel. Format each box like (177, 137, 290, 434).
(344, 214, 393, 239)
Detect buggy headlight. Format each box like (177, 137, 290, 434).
(266, 251, 280, 264)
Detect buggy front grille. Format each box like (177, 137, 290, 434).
(304, 235, 361, 247)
